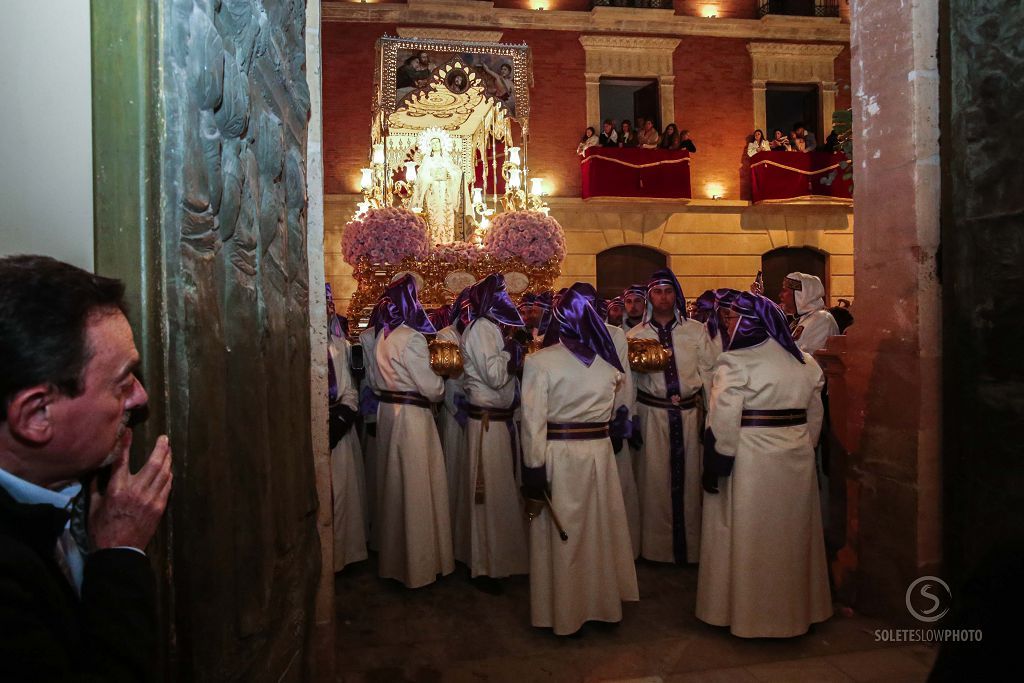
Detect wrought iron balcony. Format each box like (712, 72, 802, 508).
(591, 0, 672, 9)
(758, 0, 841, 18)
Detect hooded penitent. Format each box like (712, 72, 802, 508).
(726, 291, 805, 363)
(548, 287, 623, 373)
(784, 272, 827, 316)
(644, 268, 688, 324)
(429, 304, 453, 331)
(377, 273, 436, 338)
(467, 273, 524, 328)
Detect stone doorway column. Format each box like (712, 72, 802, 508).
(835, 0, 942, 618)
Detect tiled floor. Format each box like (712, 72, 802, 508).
(334, 557, 937, 682)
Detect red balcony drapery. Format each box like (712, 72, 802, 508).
(749, 151, 853, 203)
(580, 148, 692, 200)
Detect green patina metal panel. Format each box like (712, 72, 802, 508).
(91, 1, 318, 680)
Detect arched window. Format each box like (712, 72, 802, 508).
(596, 246, 667, 299)
(761, 246, 828, 303)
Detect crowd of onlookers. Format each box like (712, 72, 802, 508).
(578, 117, 697, 155)
(745, 122, 843, 156)
(578, 118, 843, 158)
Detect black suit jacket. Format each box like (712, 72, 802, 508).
(0, 485, 156, 682)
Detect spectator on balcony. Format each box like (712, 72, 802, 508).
(678, 129, 697, 153)
(746, 129, 771, 157)
(619, 120, 638, 148)
(638, 119, 660, 148)
(599, 120, 619, 147)
(824, 129, 841, 153)
(792, 122, 817, 152)
(577, 126, 599, 156)
(658, 123, 680, 150)
(769, 129, 792, 152)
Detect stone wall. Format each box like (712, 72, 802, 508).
(840, 0, 941, 619)
(943, 1, 1024, 585)
(159, 0, 320, 678)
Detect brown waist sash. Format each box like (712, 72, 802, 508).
(378, 390, 431, 409)
(546, 422, 610, 441)
(740, 409, 807, 428)
(637, 389, 698, 411)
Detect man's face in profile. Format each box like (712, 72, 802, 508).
(779, 285, 797, 315)
(48, 312, 148, 478)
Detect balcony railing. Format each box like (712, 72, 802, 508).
(758, 0, 841, 18)
(591, 0, 672, 9)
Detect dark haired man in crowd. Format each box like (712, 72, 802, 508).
(0, 254, 172, 681)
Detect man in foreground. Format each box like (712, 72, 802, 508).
(0, 254, 172, 681)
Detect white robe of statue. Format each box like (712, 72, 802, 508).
(627, 319, 716, 564)
(329, 337, 368, 570)
(413, 146, 462, 244)
(374, 324, 454, 588)
(696, 339, 832, 637)
(522, 344, 639, 635)
(454, 318, 529, 578)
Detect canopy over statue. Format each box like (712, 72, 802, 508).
(365, 36, 533, 244)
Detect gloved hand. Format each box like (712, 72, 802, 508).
(504, 337, 525, 376)
(609, 405, 632, 453)
(329, 404, 358, 450)
(520, 464, 547, 503)
(702, 469, 719, 495)
(453, 393, 470, 429)
(627, 415, 643, 450)
(359, 386, 379, 417)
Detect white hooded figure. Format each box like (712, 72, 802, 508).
(779, 272, 840, 354)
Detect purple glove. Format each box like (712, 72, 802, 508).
(627, 415, 643, 450)
(609, 405, 632, 453)
(359, 386, 379, 417)
(504, 337, 525, 376)
(453, 393, 470, 429)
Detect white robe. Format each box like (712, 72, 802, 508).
(435, 324, 466, 528)
(358, 326, 381, 550)
(627, 319, 716, 563)
(696, 339, 832, 637)
(454, 318, 529, 578)
(374, 325, 454, 588)
(792, 309, 839, 355)
(522, 344, 639, 635)
(329, 337, 368, 570)
(607, 323, 641, 559)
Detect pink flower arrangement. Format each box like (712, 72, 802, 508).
(432, 241, 483, 264)
(341, 207, 430, 266)
(483, 211, 566, 266)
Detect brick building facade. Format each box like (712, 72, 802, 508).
(321, 0, 853, 311)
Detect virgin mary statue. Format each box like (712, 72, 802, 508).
(411, 131, 463, 244)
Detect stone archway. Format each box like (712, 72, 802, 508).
(596, 244, 668, 300)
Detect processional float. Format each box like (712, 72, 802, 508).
(343, 36, 564, 325)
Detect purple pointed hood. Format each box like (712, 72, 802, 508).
(727, 291, 804, 363)
(452, 286, 473, 334)
(429, 304, 453, 331)
(468, 273, 524, 328)
(644, 268, 688, 323)
(378, 274, 436, 337)
(548, 287, 624, 373)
